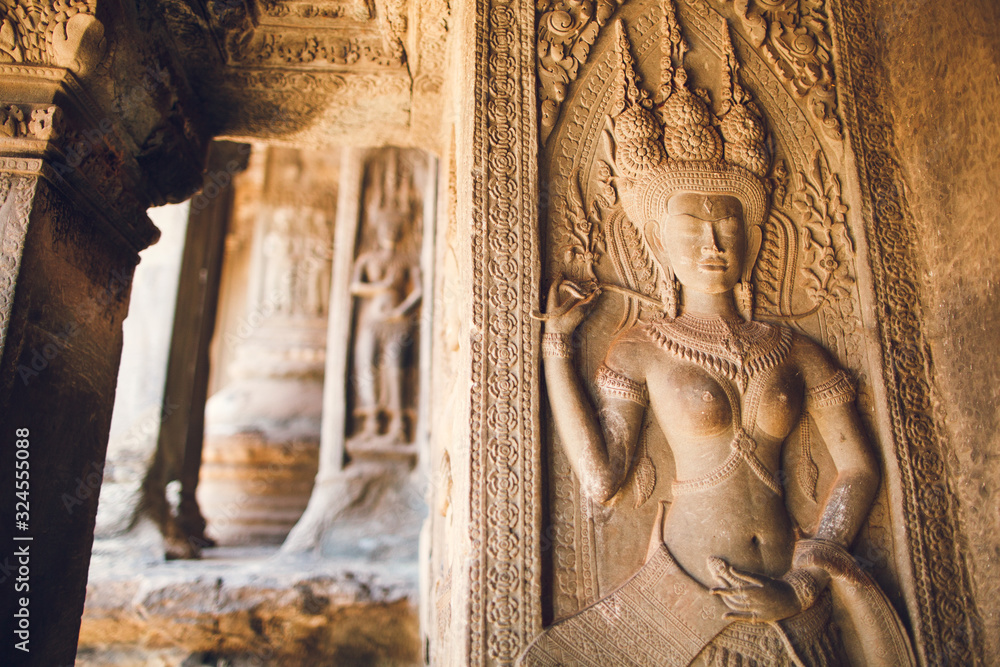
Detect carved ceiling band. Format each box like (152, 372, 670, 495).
(0, 0, 106, 74)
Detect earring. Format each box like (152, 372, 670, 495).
(735, 281, 754, 321)
(662, 272, 679, 319)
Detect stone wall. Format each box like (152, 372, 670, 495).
(868, 0, 1000, 658)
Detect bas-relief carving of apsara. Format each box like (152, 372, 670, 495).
(347, 149, 423, 454)
(524, 1, 916, 664)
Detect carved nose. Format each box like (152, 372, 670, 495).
(701, 225, 722, 255)
(701, 239, 722, 255)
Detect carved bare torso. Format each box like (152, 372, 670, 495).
(605, 316, 839, 587)
(354, 249, 414, 324)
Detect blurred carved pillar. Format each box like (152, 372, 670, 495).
(0, 4, 207, 664)
(200, 146, 337, 545)
(139, 141, 250, 558)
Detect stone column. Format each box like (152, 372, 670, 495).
(0, 5, 207, 662)
(200, 146, 338, 546)
(426, 0, 544, 664)
(0, 56, 205, 667)
(139, 141, 250, 558)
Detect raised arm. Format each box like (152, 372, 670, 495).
(540, 281, 645, 502)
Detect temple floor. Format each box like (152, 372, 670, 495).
(79, 529, 420, 667)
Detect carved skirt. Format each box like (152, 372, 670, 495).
(692, 593, 845, 667)
(519, 543, 845, 667)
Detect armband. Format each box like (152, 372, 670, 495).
(595, 365, 649, 407)
(806, 370, 856, 408)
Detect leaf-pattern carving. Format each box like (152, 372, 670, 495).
(555, 170, 605, 285)
(794, 150, 853, 308)
(726, 0, 841, 139)
(537, 0, 625, 144)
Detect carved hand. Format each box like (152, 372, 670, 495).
(539, 280, 601, 335)
(708, 557, 802, 623)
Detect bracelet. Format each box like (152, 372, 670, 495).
(542, 332, 573, 359)
(782, 568, 821, 610)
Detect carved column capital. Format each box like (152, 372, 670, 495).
(0, 65, 159, 250)
(0, 1, 107, 75)
(0, 5, 213, 251)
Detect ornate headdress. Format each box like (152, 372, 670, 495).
(609, 1, 771, 230)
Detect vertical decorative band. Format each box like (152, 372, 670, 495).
(470, 0, 541, 665)
(0, 173, 37, 360)
(831, 0, 982, 663)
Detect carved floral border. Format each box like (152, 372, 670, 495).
(0, 169, 37, 360)
(831, 0, 982, 663)
(469, 0, 542, 665)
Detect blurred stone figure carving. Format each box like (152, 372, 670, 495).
(350, 202, 422, 443)
(262, 207, 294, 311)
(302, 209, 334, 318)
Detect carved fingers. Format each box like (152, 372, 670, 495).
(707, 556, 801, 623)
(534, 280, 602, 334)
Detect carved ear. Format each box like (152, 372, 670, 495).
(643, 219, 664, 255)
(744, 223, 763, 282)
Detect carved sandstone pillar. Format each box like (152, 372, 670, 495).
(426, 1, 544, 664)
(0, 4, 207, 663)
(200, 146, 337, 546)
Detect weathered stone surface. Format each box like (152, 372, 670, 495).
(867, 0, 1000, 658)
(80, 543, 420, 666)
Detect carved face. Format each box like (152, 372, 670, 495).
(647, 192, 746, 295)
(375, 212, 404, 249)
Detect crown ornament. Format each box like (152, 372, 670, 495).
(608, 0, 772, 230)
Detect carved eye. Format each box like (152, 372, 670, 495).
(701, 391, 714, 402)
